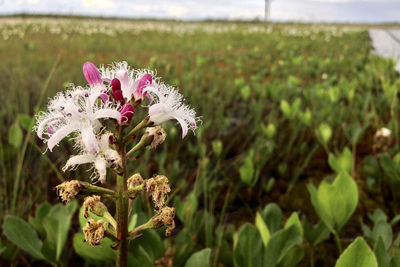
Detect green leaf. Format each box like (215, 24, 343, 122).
(128, 213, 138, 231)
(280, 100, 291, 118)
(240, 85, 251, 100)
(328, 147, 353, 174)
(18, 114, 33, 131)
(239, 150, 255, 186)
(308, 172, 358, 233)
(184, 248, 211, 267)
(303, 220, 330, 246)
(130, 230, 164, 261)
(256, 212, 271, 246)
(2, 215, 45, 260)
(73, 233, 115, 264)
(335, 237, 377, 267)
(8, 121, 23, 148)
(372, 220, 393, 250)
(284, 212, 303, 237)
(212, 140, 223, 157)
(277, 244, 304, 267)
(374, 237, 390, 267)
(263, 225, 302, 267)
(317, 123, 332, 144)
(234, 223, 263, 267)
(260, 203, 283, 233)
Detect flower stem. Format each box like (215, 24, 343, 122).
(116, 127, 128, 267)
(126, 133, 151, 158)
(123, 117, 150, 143)
(334, 232, 343, 253)
(80, 182, 116, 197)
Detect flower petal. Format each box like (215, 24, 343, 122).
(37, 116, 63, 139)
(83, 62, 103, 86)
(94, 108, 122, 122)
(81, 125, 99, 155)
(174, 116, 189, 138)
(63, 154, 96, 171)
(47, 124, 78, 152)
(94, 157, 107, 183)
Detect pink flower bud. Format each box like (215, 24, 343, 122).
(99, 93, 109, 103)
(119, 104, 134, 124)
(83, 62, 102, 86)
(111, 78, 121, 92)
(113, 90, 124, 103)
(137, 74, 152, 95)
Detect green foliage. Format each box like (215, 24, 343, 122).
(184, 248, 211, 267)
(3, 201, 77, 265)
(335, 237, 377, 267)
(328, 147, 353, 174)
(239, 149, 255, 186)
(308, 172, 358, 234)
(8, 120, 23, 148)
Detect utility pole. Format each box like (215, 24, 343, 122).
(265, 0, 271, 22)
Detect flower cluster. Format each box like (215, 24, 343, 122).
(35, 61, 199, 183)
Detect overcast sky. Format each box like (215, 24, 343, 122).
(0, 0, 399, 23)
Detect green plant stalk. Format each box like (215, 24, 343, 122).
(116, 127, 128, 267)
(80, 182, 116, 197)
(334, 232, 342, 253)
(126, 133, 151, 158)
(123, 117, 150, 143)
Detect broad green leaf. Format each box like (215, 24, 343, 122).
(73, 233, 115, 264)
(184, 248, 211, 267)
(372, 221, 393, 250)
(8, 121, 23, 148)
(128, 245, 153, 267)
(374, 237, 390, 267)
(3, 215, 45, 260)
(284, 212, 303, 237)
(303, 220, 330, 246)
(335, 237, 377, 267)
(277, 244, 304, 267)
(328, 147, 353, 174)
(18, 114, 33, 131)
(308, 172, 358, 233)
(256, 212, 271, 246)
(264, 225, 302, 267)
(280, 100, 291, 118)
(260, 203, 283, 233)
(234, 223, 263, 267)
(130, 230, 164, 261)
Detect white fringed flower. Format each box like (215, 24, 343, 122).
(99, 61, 154, 102)
(63, 133, 121, 183)
(146, 82, 199, 138)
(35, 86, 122, 153)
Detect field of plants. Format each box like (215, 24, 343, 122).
(1, 17, 400, 266)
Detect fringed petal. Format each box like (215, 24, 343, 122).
(94, 157, 107, 184)
(47, 124, 78, 152)
(37, 116, 63, 139)
(81, 126, 99, 155)
(94, 108, 122, 122)
(63, 154, 96, 171)
(174, 116, 189, 138)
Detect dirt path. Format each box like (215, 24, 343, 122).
(369, 29, 400, 72)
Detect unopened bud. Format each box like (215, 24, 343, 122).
(83, 219, 106, 246)
(83, 62, 102, 86)
(152, 207, 175, 236)
(120, 104, 134, 124)
(145, 126, 166, 149)
(56, 180, 80, 202)
(83, 195, 107, 218)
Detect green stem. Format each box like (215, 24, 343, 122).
(104, 211, 117, 231)
(126, 133, 151, 158)
(128, 219, 155, 238)
(116, 127, 128, 267)
(123, 117, 150, 143)
(80, 182, 116, 197)
(334, 232, 343, 253)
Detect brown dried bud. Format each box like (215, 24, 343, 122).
(373, 128, 392, 153)
(83, 219, 106, 246)
(144, 175, 171, 211)
(55, 180, 80, 202)
(83, 195, 107, 218)
(145, 126, 166, 149)
(152, 207, 175, 236)
(127, 173, 144, 189)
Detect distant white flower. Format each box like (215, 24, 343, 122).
(99, 61, 154, 102)
(35, 86, 122, 153)
(63, 133, 121, 184)
(146, 82, 199, 138)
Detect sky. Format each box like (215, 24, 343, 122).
(0, 0, 399, 23)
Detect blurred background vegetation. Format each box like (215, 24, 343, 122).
(1, 17, 400, 266)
